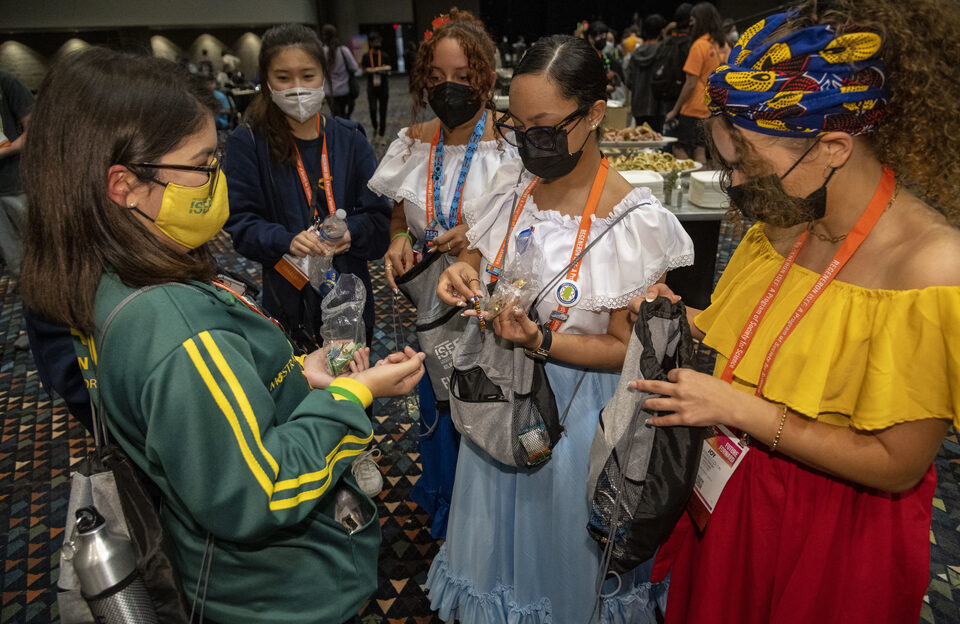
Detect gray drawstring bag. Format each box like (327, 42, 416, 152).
(395, 250, 468, 408)
(586, 296, 706, 573)
(448, 201, 645, 469)
(59, 285, 213, 624)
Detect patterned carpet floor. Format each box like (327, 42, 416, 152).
(1, 79, 959, 623)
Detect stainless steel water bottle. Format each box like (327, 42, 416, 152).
(72, 506, 159, 624)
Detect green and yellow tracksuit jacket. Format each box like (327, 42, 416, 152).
(73, 272, 379, 624)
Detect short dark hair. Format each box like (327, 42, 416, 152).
(513, 34, 607, 131)
(20, 47, 218, 333)
(246, 23, 328, 166)
(674, 3, 693, 29)
(643, 13, 667, 41)
(586, 20, 610, 40)
(690, 2, 727, 46)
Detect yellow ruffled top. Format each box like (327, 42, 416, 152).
(695, 223, 960, 430)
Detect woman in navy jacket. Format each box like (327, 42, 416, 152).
(224, 24, 390, 350)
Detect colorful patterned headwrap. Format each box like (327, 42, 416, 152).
(706, 11, 889, 137)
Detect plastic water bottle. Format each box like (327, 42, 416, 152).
(310, 209, 348, 294)
(71, 506, 159, 624)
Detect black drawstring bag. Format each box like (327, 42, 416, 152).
(586, 297, 706, 572)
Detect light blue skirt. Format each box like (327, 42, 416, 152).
(426, 362, 668, 624)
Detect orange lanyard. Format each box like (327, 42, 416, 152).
(369, 49, 381, 67)
(721, 166, 896, 395)
(212, 281, 283, 331)
(293, 114, 336, 220)
(485, 176, 540, 283)
(547, 157, 609, 331)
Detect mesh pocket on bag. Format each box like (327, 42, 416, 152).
(511, 394, 552, 466)
(587, 452, 643, 564)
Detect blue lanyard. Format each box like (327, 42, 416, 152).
(430, 110, 487, 231)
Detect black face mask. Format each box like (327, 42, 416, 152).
(518, 119, 592, 180)
(428, 81, 483, 130)
(592, 37, 606, 51)
(726, 138, 835, 226)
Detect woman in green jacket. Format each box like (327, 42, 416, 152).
(20, 48, 424, 624)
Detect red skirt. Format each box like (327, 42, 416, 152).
(652, 446, 935, 624)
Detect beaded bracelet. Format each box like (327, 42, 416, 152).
(770, 405, 789, 452)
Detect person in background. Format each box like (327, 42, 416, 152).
(427, 33, 693, 623)
(665, 2, 729, 163)
(367, 7, 517, 539)
(621, 24, 640, 59)
(585, 20, 624, 95)
(20, 46, 425, 624)
(198, 48, 214, 77)
(362, 31, 392, 145)
(322, 24, 361, 119)
(656, 3, 693, 129)
(637, 2, 960, 622)
(722, 18, 739, 47)
(206, 76, 232, 135)
(626, 13, 668, 132)
(0, 70, 32, 281)
(223, 24, 390, 391)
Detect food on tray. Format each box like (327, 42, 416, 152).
(609, 152, 699, 173)
(602, 122, 663, 142)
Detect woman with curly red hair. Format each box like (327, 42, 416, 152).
(632, 1, 960, 622)
(367, 8, 518, 538)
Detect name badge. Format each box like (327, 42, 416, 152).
(555, 280, 581, 307)
(424, 229, 439, 243)
(372, 74, 382, 87)
(687, 425, 750, 531)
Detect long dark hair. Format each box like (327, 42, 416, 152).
(245, 24, 328, 166)
(321, 24, 340, 71)
(20, 47, 218, 334)
(690, 2, 727, 47)
(513, 35, 607, 135)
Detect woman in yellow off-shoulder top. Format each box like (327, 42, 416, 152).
(625, 2, 960, 623)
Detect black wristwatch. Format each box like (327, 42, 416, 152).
(524, 323, 552, 361)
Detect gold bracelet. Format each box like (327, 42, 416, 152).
(770, 404, 788, 452)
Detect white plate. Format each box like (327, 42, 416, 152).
(677, 161, 704, 175)
(600, 137, 678, 149)
(616, 161, 703, 175)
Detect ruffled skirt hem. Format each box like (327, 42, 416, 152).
(426, 547, 666, 624)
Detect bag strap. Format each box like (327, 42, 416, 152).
(529, 201, 644, 316)
(558, 370, 588, 430)
(89, 282, 215, 619)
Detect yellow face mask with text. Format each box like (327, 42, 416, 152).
(136, 169, 229, 249)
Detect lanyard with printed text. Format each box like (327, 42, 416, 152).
(424, 110, 488, 242)
(686, 166, 896, 532)
(547, 156, 609, 331)
(293, 114, 336, 223)
(720, 166, 896, 394)
(485, 176, 540, 283)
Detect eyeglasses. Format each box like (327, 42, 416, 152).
(128, 150, 223, 198)
(495, 109, 588, 151)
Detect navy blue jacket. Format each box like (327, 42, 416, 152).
(223, 117, 390, 347)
